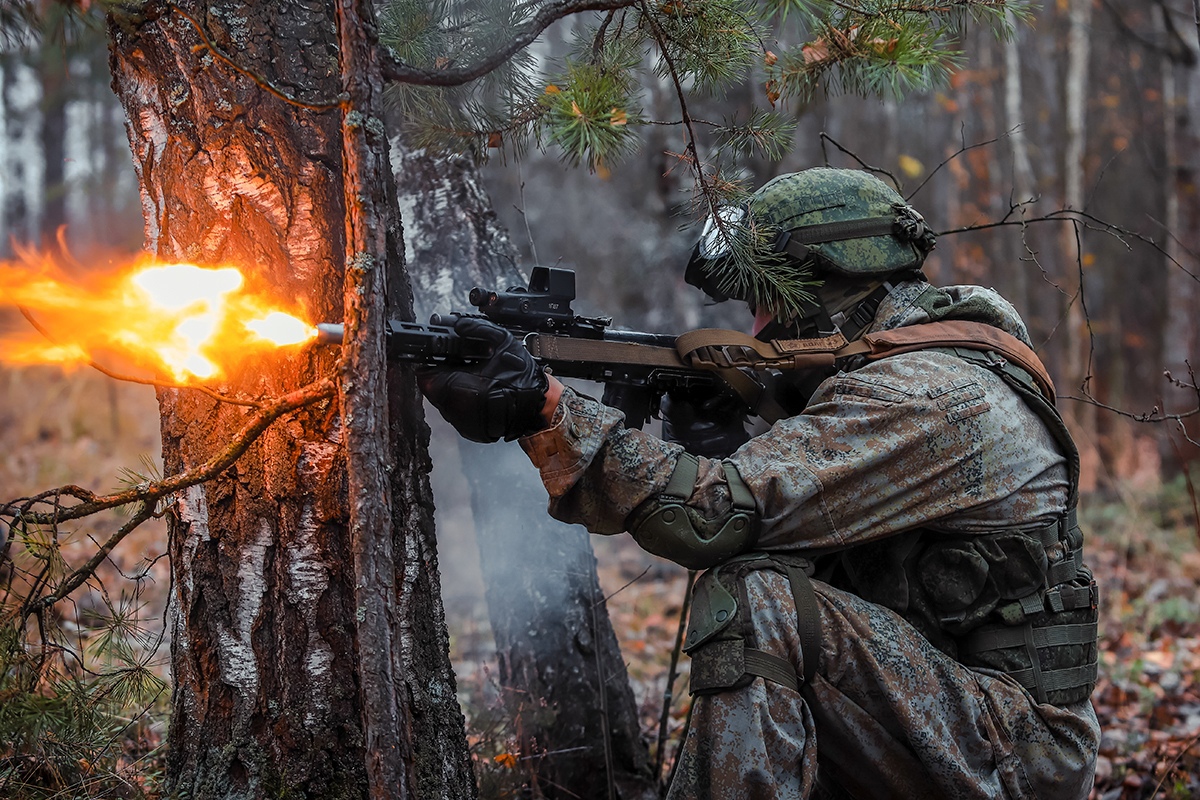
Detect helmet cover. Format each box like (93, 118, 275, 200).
(686, 168, 935, 317)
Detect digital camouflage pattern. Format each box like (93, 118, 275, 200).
(519, 280, 1101, 798)
(747, 168, 931, 277)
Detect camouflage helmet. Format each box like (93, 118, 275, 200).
(751, 168, 935, 276)
(686, 168, 936, 316)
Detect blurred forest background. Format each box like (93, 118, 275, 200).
(2, 1, 1200, 798)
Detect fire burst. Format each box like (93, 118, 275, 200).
(0, 243, 315, 382)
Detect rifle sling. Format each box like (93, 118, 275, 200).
(526, 320, 1055, 422)
(677, 321, 1055, 404)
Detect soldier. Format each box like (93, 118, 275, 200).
(419, 168, 1101, 799)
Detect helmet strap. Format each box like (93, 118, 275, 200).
(830, 281, 896, 342)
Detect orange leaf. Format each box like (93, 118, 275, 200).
(494, 753, 518, 769)
(544, 84, 561, 95)
(610, 108, 628, 126)
(765, 79, 780, 108)
(571, 101, 584, 118)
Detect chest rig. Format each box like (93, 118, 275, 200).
(682, 323, 1099, 707)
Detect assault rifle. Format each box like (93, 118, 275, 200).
(315, 266, 803, 426)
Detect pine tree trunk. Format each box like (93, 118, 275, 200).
(1002, 8, 1033, 317)
(106, 3, 473, 797)
(2, 54, 32, 249)
(395, 147, 658, 800)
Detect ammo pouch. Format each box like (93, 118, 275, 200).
(948, 511, 1099, 706)
(683, 553, 820, 696)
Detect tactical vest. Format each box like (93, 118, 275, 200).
(823, 345, 1098, 706)
(683, 327, 1099, 707)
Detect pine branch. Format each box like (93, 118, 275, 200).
(380, 0, 640, 86)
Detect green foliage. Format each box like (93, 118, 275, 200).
(644, 0, 763, 92)
(380, 0, 1033, 183)
(380, 0, 542, 156)
(541, 61, 641, 172)
(714, 109, 795, 161)
(0, 519, 167, 799)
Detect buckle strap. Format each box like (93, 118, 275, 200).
(1007, 660, 1099, 696)
(961, 621, 1098, 655)
(785, 563, 822, 684)
(742, 648, 800, 693)
(662, 453, 699, 500)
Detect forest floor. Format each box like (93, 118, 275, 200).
(2, 365, 1200, 798)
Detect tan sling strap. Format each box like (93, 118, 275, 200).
(675, 320, 1056, 413)
(528, 319, 1056, 422)
(841, 320, 1057, 403)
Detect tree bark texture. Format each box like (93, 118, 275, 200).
(107, 3, 472, 797)
(1061, 0, 1100, 491)
(1161, 6, 1200, 466)
(334, 0, 413, 796)
(38, 42, 67, 238)
(395, 147, 657, 800)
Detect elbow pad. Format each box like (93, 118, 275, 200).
(628, 454, 759, 570)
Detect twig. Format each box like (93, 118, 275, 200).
(818, 132, 902, 192)
(639, 0, 722, 229)
(1, 377, 337, 525)
(1150, 728, 1200, 799)
(590, 577, 617, 800)
(654, 569, 695, 783)
(381, 0, 639, 87)
(596, 564, 651, 605)
(901, 127, 1014, 201)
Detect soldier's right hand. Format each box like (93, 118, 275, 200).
(417, 317, 551, 443)
(660, 387, 751, 459)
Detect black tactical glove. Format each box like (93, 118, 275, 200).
(417, 317, 549, 443)
(660, 386, 751, 459)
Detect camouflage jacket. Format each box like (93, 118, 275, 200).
(519, 280, 1069, 563)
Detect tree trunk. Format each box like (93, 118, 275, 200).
(1161, 3, 1200, 469)
(106, 3, 472, 797)
(1060, 0, 1100, 491)
(2, 54, 33, 250)
(38, 41, 67, 238)
(1002, 8, 1033, 316)
(395, 146, 658, 800)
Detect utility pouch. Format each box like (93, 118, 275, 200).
(684, 554, 817, 696)
(685, 569, 755, 695)
(958, 570, 1099, 705)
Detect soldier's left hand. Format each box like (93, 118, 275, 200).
(417, 317, 555, 443)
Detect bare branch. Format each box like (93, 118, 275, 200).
(819, 132, 903, 192)
(380, 0, 639, 87)
(1, 376, 337, 525)
(20, 503, 154, 619)
(903, 125, 1014, 201)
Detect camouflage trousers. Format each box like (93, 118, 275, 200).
(669, 570, 1100, 800)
